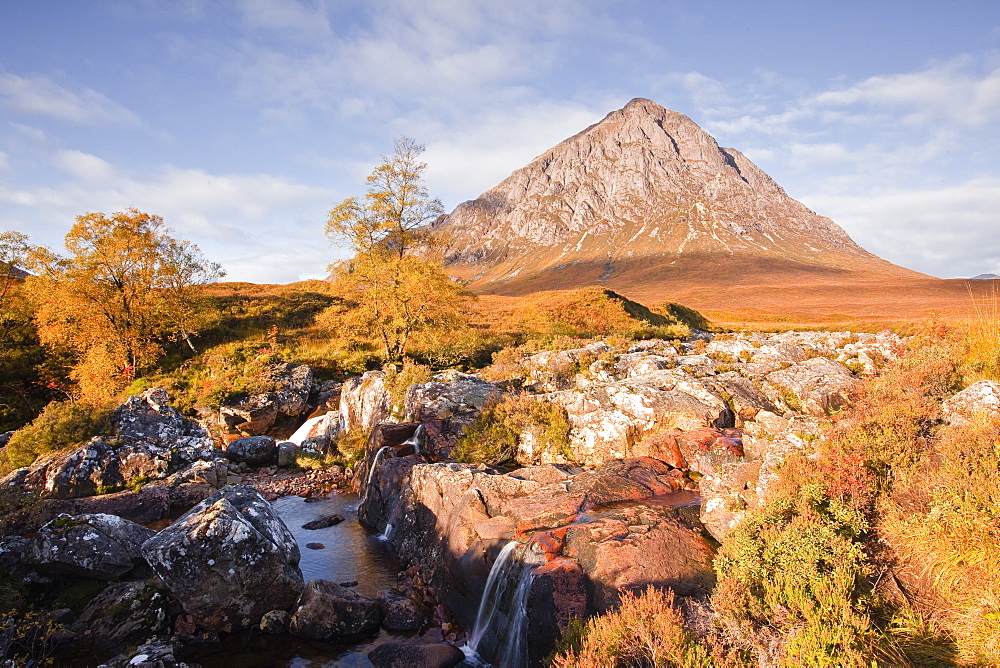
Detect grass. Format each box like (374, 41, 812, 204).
(453, 394, 573, 466)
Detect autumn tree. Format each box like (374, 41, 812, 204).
(25, 209, 224, 402)
(323, 137, 470, 363)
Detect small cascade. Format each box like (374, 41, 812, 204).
(499, 566, 536, 668)
(375, 522, 394, 542)
(464, 540, 538, 666)
(401, 423, 425, 455)
(287, 414, 326, 446)
(467, 541, 519, 653)
(362, 446, 392, 503)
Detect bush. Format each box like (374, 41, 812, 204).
(382, 359, 432, 418)
(4, 400, 111, 469)
(453, 394, 572, 466)
(881, 414, 1000, 664)
(550, 587, 720, 668)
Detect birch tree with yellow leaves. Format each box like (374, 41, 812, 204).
(26, 209, 223, 401)
(323, 137, 470, 363)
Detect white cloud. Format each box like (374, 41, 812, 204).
(0, 160, 338, 282)
(0, 151, 9, 171)
(54, 150, 117, 181)
(421, 100, 610, 205)
(0, 69, 141, 126)
(811, 58, 1000, 127)
(803, 177, 1000, 279)
(237, 0, 332, 37)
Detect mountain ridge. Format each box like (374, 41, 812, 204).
(432, 98, 930, 312)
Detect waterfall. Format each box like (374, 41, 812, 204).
(467, 541, 519, 653)
(401, 423, 425, 454)
(464, 540, 537, 666)
(500, 566, 535, 668)
(287, 414, 325, 446)
(362, 446, 392, 503)
(376, 522, 393, 542)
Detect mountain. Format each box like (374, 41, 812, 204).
(432, 98, 958, 325)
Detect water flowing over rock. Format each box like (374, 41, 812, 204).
(141, 485, 303, 632)
(26, 513, 155, 580)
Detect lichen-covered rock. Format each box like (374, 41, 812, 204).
(218, 363, 314, 437)
(943, 380, 1000, 425)
(26, 513, 155, 580)
(112, 388, 198, 446)
(277, 440, 297, 467)
(403, 371, 501, 423)
(141, 485, 303, 632)
(259, 609, 291, 634)
(377, 586, 428, 631)
(225, 435, 277, 466)
(561, 502, 715, 611)
(542, 369, 730, 465)
(340, 370, 391, 435)
(288, 579, 381, 638)
(101, 639, 191, 668)
(765, 356, 857, 416)
(27, 438, 124, 498)
(71, 580, 170, 651)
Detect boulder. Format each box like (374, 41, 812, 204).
(302, 514, 344, 530)
(764, 357, 856, 416)
(943, 380, 1000, 425)
(562, 503, 715, 612)
(102, 639, 189, 668)
(26, 513, 155, 580)
(403, 372, 501, 423)
(141, 485, 303, 632)
(0, 535, 28, 571)
(218, 363, 314, 437)
(289, 579, 381, 638)
(225, 435, 277, 466)
(543, 369, 730, 465)
(30, 438, 124, 498)
(260, 609, 291, 634)
(112, 388, 197, 446)
(277, 441, 297, 467)
(71, 580, 170, 651)
(377, 586, 429, 631)
(51, 485, 173, 524)
(340, 370, 391, 434)
(368, 642, 465, 668)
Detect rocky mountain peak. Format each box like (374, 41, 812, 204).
(432, 97, 920, 300)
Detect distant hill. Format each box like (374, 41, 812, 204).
(971, 273, 999, 280)
(432, 98, 986, 327)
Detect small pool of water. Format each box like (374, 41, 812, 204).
(179, 493, 412, 667)
(272, 493, 402, 596)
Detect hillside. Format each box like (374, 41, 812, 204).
(433, 98, 992, 327)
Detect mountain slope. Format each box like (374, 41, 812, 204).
(432, 98, 943, 321)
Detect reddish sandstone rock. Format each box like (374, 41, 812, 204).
(563, 503, 715, 612)
(527, 557, 589, 663)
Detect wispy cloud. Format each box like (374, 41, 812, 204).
(0, 69, 141, 126)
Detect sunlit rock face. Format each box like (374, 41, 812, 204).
(433, 97, 920, 300)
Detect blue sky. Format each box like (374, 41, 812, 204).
(2, 0, 999, 283)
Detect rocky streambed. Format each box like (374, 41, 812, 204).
(10, 329, 999, 666)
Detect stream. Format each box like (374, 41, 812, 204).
(177, 493, 414, 667)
